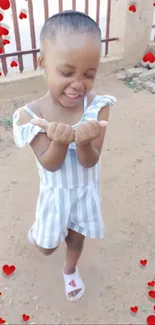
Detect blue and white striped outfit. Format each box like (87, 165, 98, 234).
(13, 95, 116, 249)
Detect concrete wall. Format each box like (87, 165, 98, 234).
(107, 0, 154, 65)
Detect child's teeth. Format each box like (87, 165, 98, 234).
(67, 94, 78, 98)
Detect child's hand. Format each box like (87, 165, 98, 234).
(75, 120, 108, 146)
(31, 118, 75, 145)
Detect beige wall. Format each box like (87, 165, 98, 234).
(107, 0, 154, 65)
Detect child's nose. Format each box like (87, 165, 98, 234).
(71, 80, 85, 92)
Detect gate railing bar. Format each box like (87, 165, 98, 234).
(44, 0, 49, 21)
(0, 38, 119, 60)
(96, 0, 100, 25)
(105, 0, 111, 56)
(11, 0, 24, 73)
(72, 0, 76, 10)
(27, 0, 37, 70)
(85, 0, 89, 15)
(59, 0, 63, 12)
(0, 30, 8, 75)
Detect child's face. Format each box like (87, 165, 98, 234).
(40, 31, 101, 108)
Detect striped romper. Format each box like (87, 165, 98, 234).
(13, 95, 115, 249)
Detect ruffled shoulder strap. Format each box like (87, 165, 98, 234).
(13, 107, 45, 148)
(82, 95, 116, 122)
(69, 95, 116, 150)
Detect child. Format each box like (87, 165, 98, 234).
(13, 10, 116, 302)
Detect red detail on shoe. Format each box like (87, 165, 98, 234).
(69, 280, 76, 287)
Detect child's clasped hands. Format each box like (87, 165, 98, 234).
(31, 118, 108, 146)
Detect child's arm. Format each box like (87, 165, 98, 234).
(18, 109, 74, 172)
(75, 105, 110, 168)
(30, 133, 69, 171)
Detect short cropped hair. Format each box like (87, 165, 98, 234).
(40, 10, 101, 42)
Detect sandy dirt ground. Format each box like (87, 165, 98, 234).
(0, 73, 155, 324)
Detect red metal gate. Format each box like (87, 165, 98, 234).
(0, 0, 118, 76)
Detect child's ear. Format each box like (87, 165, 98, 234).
(38, 54, 45, 69)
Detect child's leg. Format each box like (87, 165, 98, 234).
(64, 229, 85, 298)
(65, 229, 85, 273)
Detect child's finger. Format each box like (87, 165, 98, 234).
(99, 120, 108, 128)
(31, 118, 49, 131)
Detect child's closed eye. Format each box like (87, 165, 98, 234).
(84, 74, 95, 80)
(60, 71, 74, 77)
(60, 71, 95, 79)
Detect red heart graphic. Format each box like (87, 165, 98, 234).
(0, 13, 3, 21)
(10, 60, 18, 68)
(71, 280, 76, 287)
(0, 318, 6, 324)
(153, 305, 155, 311)
(140, 259, 147, 266)
(153, 3, 155, 6)
(148, 281, 155, 287)
(148, 52, 155, 63)
(143, 53, 150, 63)
(0, 292, 2, 295)
(142, 52, 155, 64)
(0, 26, 9, 36)
(0, 0, 10, 10)
(148, 291, 155, 299)
(129, 4, 136, 12)
(0, 72, 2, 77)
(147, 315, 155, 325)
(2, 39, 10, 45)
(22, 314, 30, 322)
(0, 47, 3, 54)
(2, 264, 16, 276)
(130, 306, 138, 313)
(19, 12, 27, 19)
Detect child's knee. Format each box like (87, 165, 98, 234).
(65, 230, 85, 250)
(37, 245, 57, 256)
